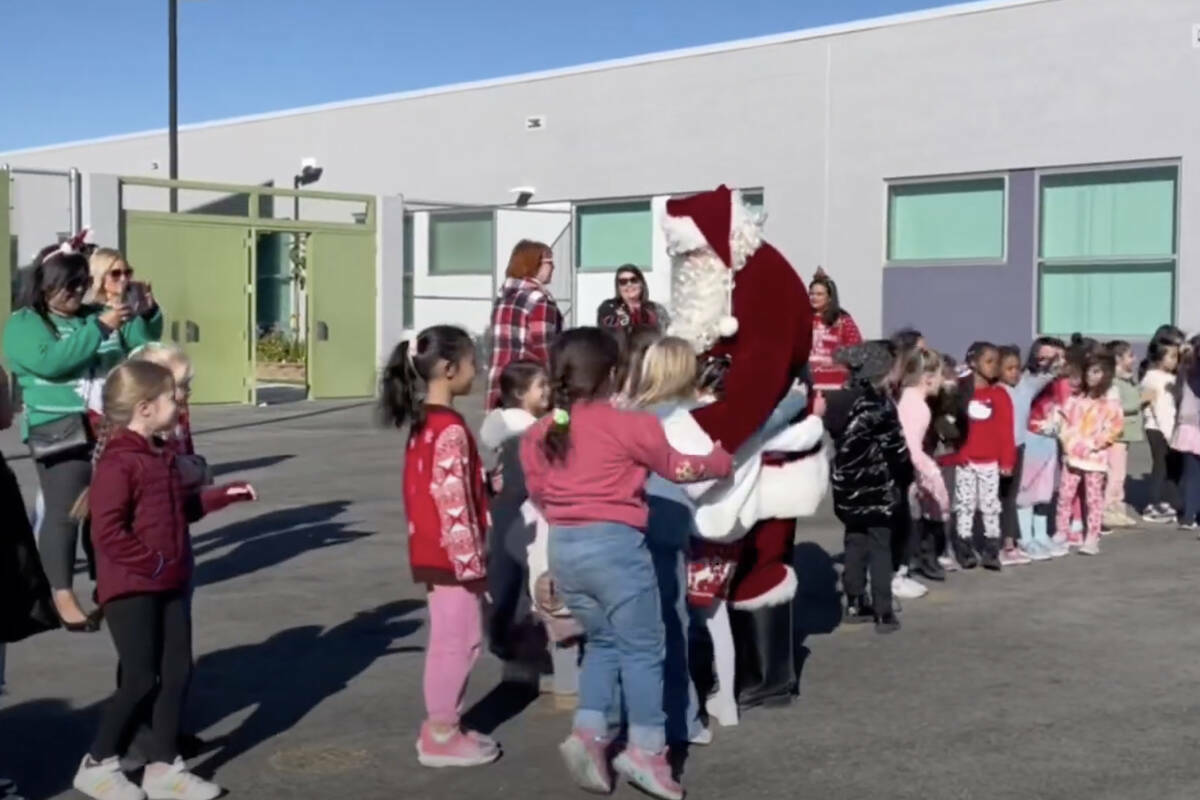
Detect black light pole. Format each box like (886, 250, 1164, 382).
(168, 0, 178, 211)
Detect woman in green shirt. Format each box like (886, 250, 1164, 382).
(3, 243, 163, 629)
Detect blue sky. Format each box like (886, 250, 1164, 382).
(1, 0, 954, 153)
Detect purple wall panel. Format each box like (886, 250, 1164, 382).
(881, 170, 1035, 361)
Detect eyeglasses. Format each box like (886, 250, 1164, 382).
(617, 276, 640, 287)
(107, 268, 133, 280)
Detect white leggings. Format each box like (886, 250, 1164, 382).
(697, 600, 737, 727)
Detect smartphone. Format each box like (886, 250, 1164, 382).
(123, 282, 148, 315)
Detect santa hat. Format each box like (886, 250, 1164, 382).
(662, 185, 763, 339)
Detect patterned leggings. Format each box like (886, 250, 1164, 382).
(1056, 466, 1105, 543)
(955, 462, 1001, 540)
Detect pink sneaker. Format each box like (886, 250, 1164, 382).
(612, 746, 683, 800)
(999, 547, 1032, 566)
(1066, 535, 1084, 549)
(416, 722, 500, 768)
(558, 729, 612, 794)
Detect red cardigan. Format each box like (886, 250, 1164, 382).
(403, 406, 490, 585)
(90, 428, 247, 604)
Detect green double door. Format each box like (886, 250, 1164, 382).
(123, 214, 376, 403)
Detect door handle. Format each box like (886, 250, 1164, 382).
(170, 320, 180, 343)
(185, 321, 200, 343)
(315, 321, 329, 341)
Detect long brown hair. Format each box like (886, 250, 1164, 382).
(543, 328, 620, 463)
(809, 268, 846, 327)
(506, 240, 551, 280)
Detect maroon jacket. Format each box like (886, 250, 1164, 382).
(90, 428, 244, 605)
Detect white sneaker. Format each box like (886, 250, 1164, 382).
(688, 724, 714, 746)
(141, 758, 221, 800)
(1077, 541, 1101, 556)
(891, 570, 928, 600)
(937, 553, 961, 572)
(73, 755, 146, 800)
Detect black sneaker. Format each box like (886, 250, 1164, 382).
(874, 612, 901, 634)
(843, 595, 874, 624)
(952, 536, 979, 570)
(980, 541, 1002, 571)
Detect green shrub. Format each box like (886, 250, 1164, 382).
(257, 332, 307, 364)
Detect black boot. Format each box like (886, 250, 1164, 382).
(952, 534, 979, 570)
(843, 594, 874, 624)
(874, 611, 901, 634)
(731, 603, 797, 710)
(980, 538, 1002, 571)
(912, 519, 946, 582)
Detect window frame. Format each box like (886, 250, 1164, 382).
(427, 209, 495, 277)
(882, 172, 1009, 267)
(1033, 159, 1180, 338)
(574, 197, 654, 273)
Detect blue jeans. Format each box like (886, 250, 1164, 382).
(549, 522, 666, 752)
(1182, 452, 1200, 525)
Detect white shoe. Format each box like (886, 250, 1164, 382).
(891, 570, 928, 600)
(705, 693, 739, 727)
(73, 755, 146, 800)
(1077, 541, 1101, 556)
(141, 758, 221, 800)
(688, 724, 714, 746)
(937, 553, 961, 572)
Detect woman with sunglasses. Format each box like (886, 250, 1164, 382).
(596, 264, 669, 335)
(3, 242, 163, 631)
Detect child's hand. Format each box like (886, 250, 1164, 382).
(811, 391, 827, 418)
(224, 482, 257, 502)
(1141, 388, 1158, 404)
(488, 467, 504, 495)
(1000, 468, 1012, 477)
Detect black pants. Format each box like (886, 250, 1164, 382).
(33, 453, 93, 590)
(485, 529, 529, 661)
(91, 592, 192, 763)
(1000, 445, 1025, 543)
(843, 525, 893, 616)
(1146, 429, 1182, 510)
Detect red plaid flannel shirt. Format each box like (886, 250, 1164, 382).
(486, 278, 562, 409)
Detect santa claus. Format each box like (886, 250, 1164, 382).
(661, 184, 828, 710)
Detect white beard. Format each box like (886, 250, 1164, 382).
(668, 248, 731, 354)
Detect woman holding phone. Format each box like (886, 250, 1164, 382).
(3, 241, 163, 630)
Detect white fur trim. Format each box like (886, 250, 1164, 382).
(761, 416, 824, 452)
(729, 190, 763, 271)
(731, 566, 797, 610)
(718, 315, 739, 337)
(479, 407, 537, 450)
(758, 449, 830, 519)
(662, 211, 710, 256)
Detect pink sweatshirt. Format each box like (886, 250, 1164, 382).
(898, 387, 939, 476)
(519, 400, 733, 530)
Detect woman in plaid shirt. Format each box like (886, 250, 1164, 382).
(486, 240, 564, 409)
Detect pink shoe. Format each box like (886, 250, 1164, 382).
(1066, 535, 1084, 549)
(999, 547, 1032, 566)
(558, 729, 612, 794)
(416, 722, 500, 768)
(612, 746, 683, 800)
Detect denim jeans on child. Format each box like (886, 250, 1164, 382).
(549, 522, 667, 752)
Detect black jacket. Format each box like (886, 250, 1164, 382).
(828, 383, 914, 527)
(0, 452, 58, 643)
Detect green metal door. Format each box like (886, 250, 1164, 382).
(124, 215, 253, 404)
(308, 229, 376, 399)
(0, 169, 11, 354)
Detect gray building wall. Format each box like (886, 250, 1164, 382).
(4, 0, 1197, 345)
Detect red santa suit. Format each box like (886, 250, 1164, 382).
(661, 184, 826, 709)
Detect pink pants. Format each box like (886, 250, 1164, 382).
(1056, 467, 1105, 544)
(1106, 443, 1128, 509)
(423, 584, 483, 726)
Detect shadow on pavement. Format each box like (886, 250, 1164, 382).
(0, 600, 424, 798)
(191, 501, 372, 587)
(210, 454, 295, 478)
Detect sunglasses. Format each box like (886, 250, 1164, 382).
(107, 268, 134, 280)
(617, 276, 641, 287)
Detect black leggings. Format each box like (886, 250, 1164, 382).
(91, 592, 192, 763)
(843, 525, 893, 616)
(1000, 445, 1025, 542)
(1146, 429, 1182, 510)
(33, 453, 92, 590)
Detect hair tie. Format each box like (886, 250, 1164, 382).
(551, 408, 570, 428)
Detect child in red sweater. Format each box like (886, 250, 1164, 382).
(942, 342, 1016, 571)
(384, 325, 498, 769)
(520, 328, 732, 800)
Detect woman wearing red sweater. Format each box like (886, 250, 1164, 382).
(386, 325, 499, 770)
(520, 328, 732, 800)
(808, 268, 863, 392)
(74, 361, 254, 800)
(941, 342, 1015, 571)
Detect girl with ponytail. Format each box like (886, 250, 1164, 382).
(386, 326, 501, 769)
(520, 327, 732, 799)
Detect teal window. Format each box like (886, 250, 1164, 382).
(1037, 166, 1177, 337)
(743, 190, 764, 218)
(576, 200, 652, 272)
(887, 177, 1006, 262)
(255, 232, 292, 331)
(429, 211, 494, 275)
(402, 213, 414, 327)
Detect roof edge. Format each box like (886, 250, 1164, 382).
(0, 0, 1056, 159)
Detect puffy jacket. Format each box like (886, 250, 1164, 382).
(828, 383, 914, 527)
(90, 427, 243, 604)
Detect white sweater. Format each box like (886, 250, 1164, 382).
(1141, 369, 1177, 436)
